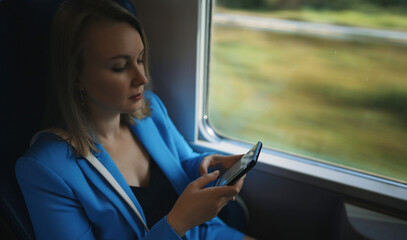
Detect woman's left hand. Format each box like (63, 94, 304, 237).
(199, 154, 244, 176)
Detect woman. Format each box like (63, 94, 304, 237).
(16, 0, 252, 239)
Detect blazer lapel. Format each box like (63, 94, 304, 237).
(76, 145, 147, 236)
(130, 118, 191, 195)
(75, 116, 191, 236)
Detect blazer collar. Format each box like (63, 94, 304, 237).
(76, 116, 190, 235)
(130, 117, 190, 195)
(76, 145, 147, 236)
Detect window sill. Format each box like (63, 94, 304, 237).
(191, 139, 407, 210)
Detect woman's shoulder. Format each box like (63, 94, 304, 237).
(144, 90, 168, 116)
(15, 131, 87, 199)
(16, 131, 77, 173)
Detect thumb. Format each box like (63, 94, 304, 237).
(199, 158, 210, 176)
(192, 170, 219, 189)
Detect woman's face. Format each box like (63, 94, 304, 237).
(80, 20, 148, 117)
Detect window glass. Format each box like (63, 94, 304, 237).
(207, 0, 407, 183)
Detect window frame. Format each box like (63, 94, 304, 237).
(193, 0, 407, 209)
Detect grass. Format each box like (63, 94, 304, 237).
(208, 25, 407, 183)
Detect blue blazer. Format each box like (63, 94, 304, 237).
(16, 91, 243, 240)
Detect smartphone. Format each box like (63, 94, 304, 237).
(215, 141, 262, 186)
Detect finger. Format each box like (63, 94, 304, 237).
(192, 170, 220, 189)
(223, 154, 244, 169)
(232, 174, 246, 192)
(226, 154, 244, 162)
(199, 157, 210, 176)
(230, 154, 244, 161)
(199, 154, 220, 175)
(219, 198, 232, 210)
(214, 184, 241, 200)
(200, 154, 223, 176)
(199, 158, 209, 176)
(220, 175, 246, 201)
(207, 155, 223, 167)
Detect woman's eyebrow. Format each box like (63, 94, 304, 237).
(109, 50, 144, 60)
(109, 55, 131, 61)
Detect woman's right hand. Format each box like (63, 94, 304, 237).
(166, 170, 245, 237)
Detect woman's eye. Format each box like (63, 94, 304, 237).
(112, 65, 127, 72)
(137, 59, 144, 64)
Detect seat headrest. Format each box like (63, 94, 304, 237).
(112, 0, 138, 17)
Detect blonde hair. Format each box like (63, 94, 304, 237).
(44, 0, 151, 156)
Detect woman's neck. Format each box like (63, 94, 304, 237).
(87, 108, 123, 144)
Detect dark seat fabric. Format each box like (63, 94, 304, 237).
(0, 1, 136, 239)
(1, 0, 60, 238)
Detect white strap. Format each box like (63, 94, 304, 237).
(30, 130, 149, 232)
(85, 153, 149, 232)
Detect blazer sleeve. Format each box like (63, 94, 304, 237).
(143, 217, 182, 240)
(16, 156, 96, 240)
(149, 93, 213, 181)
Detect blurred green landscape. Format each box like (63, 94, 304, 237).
(215, 6, 407, 32)
(208, 2, 407, 183)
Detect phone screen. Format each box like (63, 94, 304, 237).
(215, 142, 262, 186)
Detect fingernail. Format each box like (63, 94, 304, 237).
(211, 170, 219, 175)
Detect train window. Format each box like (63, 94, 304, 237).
(204, 0, 407, 184)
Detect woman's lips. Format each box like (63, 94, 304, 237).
(130, 92, 143, 101)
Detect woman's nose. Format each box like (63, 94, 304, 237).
(131, 63, 148, 86)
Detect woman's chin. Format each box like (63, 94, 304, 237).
(127, 105, 142, 113)
(126, 101, 143, 112)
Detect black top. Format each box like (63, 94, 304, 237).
(130, 159, 179, 229)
